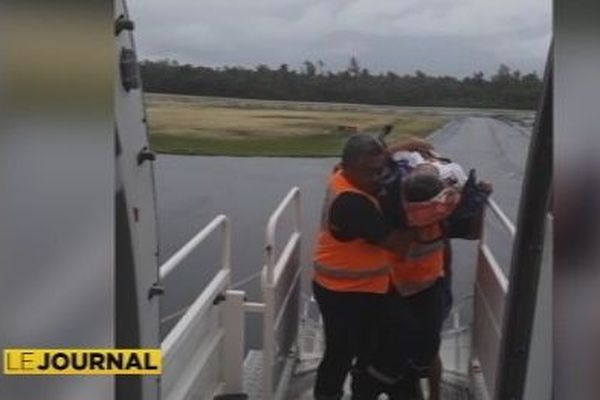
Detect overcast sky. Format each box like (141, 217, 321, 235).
(128, 0, 551, 78)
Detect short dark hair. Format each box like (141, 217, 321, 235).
(341, 134, 384, 168)
(403, 173, 444, 202)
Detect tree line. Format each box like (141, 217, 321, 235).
(139, 57, 543, 110)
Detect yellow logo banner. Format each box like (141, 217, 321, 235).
(3, 349, 162, 375)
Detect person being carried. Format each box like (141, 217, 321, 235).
(352, 165, 458, 399)
(355, 149, 491, 399)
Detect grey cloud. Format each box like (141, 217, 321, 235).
(129, 0, 550, 77)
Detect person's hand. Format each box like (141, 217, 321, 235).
(387, 136, 434, 154)
(477, 180, 493, 194)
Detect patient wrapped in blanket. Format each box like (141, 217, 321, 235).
(388, 150, 491, 238)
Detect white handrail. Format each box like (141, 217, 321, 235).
(160, 214, 231, 280)
(471, 199, 515, 398)
(264, 187, 301, 285)
(262, 187, 302, 400)
(486, 198, 516, 237)
(478, 197, 512, 296)
(480, 244, 509, 292)
(160, 214, 231, 353)
(162, 269, 229, 356)
(160, 215, 233, 400)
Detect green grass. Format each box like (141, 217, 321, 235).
(150, 133, 348, 157)
(146, 93, 449, 157)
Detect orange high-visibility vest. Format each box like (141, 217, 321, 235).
(390, 223, 445, 296)
(313, 171, 390, 293)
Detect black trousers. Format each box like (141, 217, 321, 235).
(354, 279, 445, 399)
(312, 281, 386, 398)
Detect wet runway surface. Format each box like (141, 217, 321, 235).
(155, 156, 336, 344)
(430, 117, 530, 322)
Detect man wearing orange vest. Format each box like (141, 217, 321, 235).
(312, 134, 432, 400)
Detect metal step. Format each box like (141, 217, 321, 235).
(243, 350, 265, 400)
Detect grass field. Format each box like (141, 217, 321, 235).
(146, 93, 449, 157)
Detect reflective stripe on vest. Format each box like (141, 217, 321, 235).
(314, 262, 390, 279)
(405, 238, 445, 259)
(389, 222, 445, 294)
